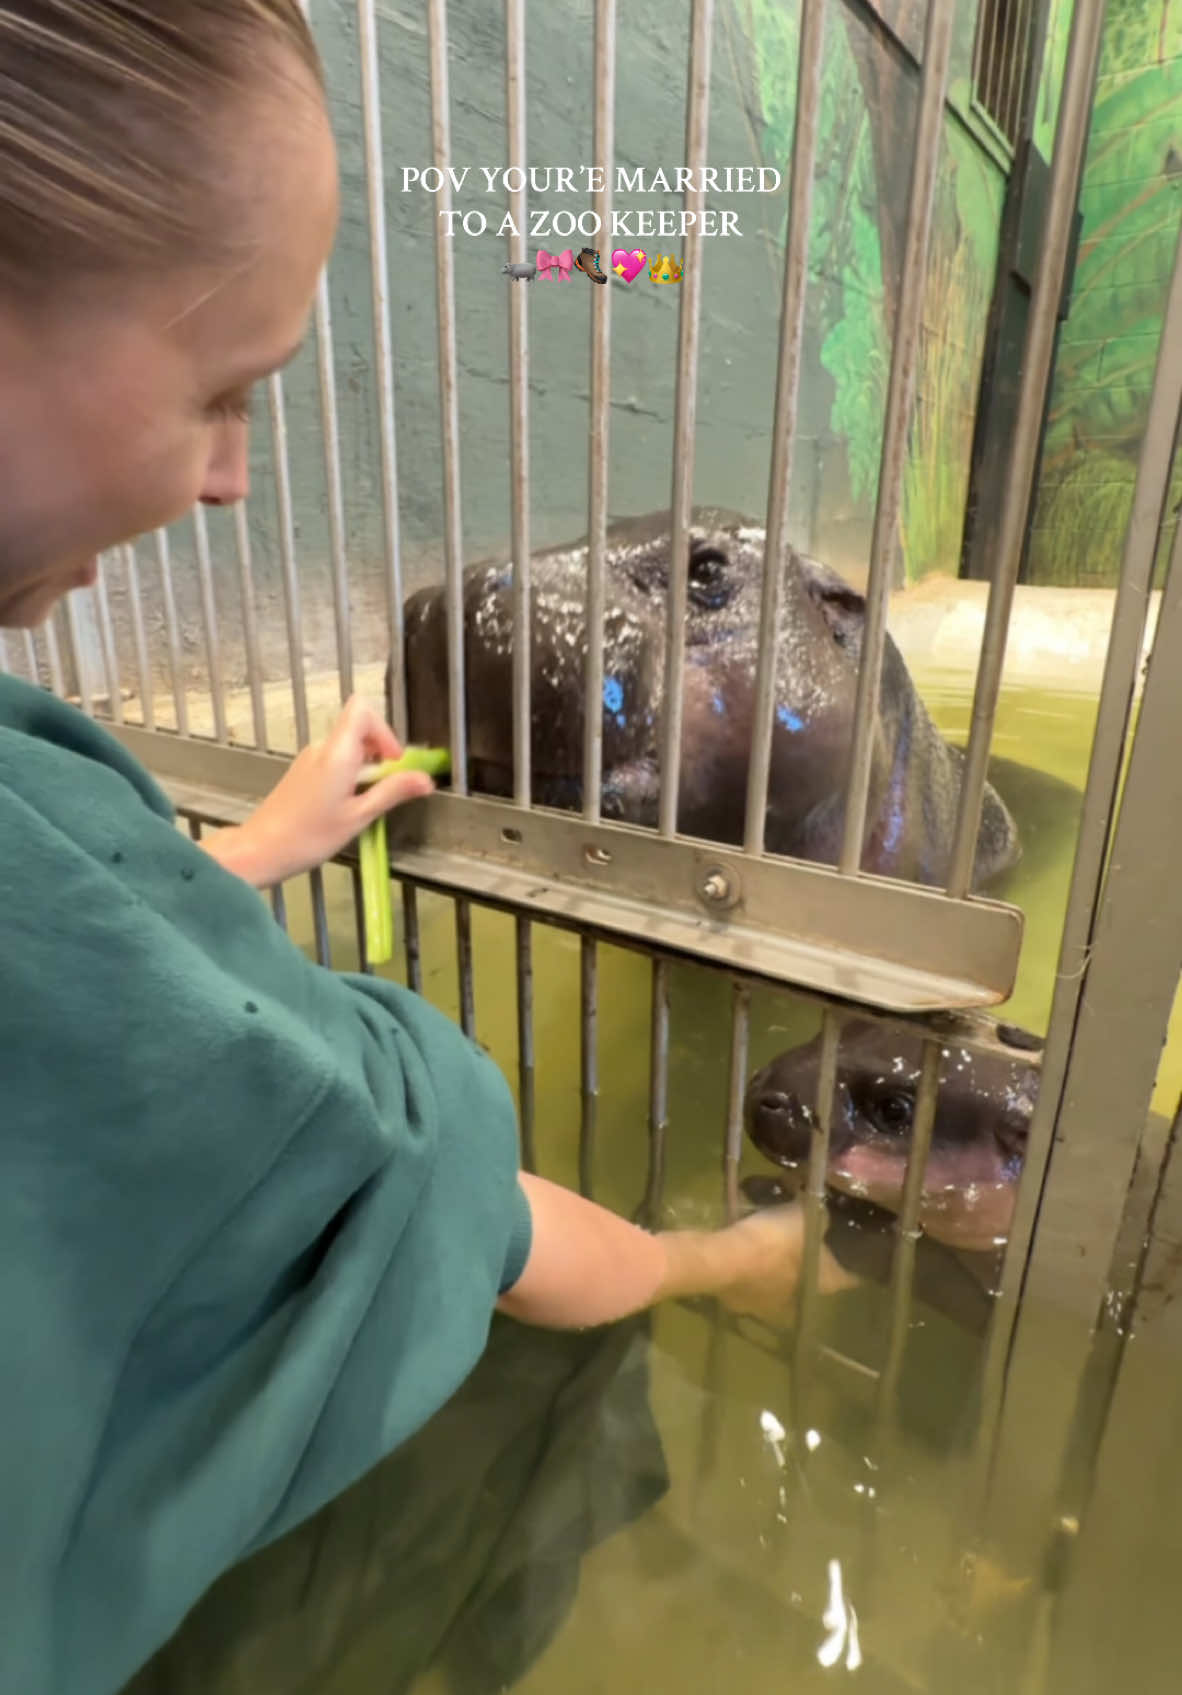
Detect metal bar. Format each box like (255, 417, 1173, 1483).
(309, 868, 332, 967)
(981, 0, 1005, 122)
(839, 0, 954, 876)
(350, 863, 373, 974)
(505, 0, 533, 808)
(122, 545, 154, 731)
(0, 631, 10, 673)
(402, 881, 423, 994)
(583, 0, 615, 823)
(359, 0, 408, 741)
(42, 612, 65, 698)
(873, 1038, 942, 1420)
(191, 507, 227, 743)
(946, 0, 1106, 898)
(644, 957, 671, 1224)
(267, 373, 311, 747)
(722, 981, 751, 1223)
(233, 503, 267, 749)
(154, 529, 188, 737)
(743, 0, 825, 853)
(62, 595, 93, 716)
(658, 0, 715, 839)
(21, 627, 38, 684)
(515, 915, 537, 1172)
(93, 554, 123, 724)
(271, 883, 288, 931)
(455, 896, 475, 1036)
(792, 1008, 842, 1377)
(1004, 0, 1036, 144)
(104, 727, 1026, 1012)
(579, 935, 599, 1198)
(428, 0, 468, 796)
(314, 275, 354, 702)
(187, 816, 203, 843)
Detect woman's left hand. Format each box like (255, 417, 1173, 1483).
(202, 696, 436, 889)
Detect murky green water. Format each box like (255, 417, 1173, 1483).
(147, 681, 1180, 1695)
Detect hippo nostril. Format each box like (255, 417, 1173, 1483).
(760, 1090, 793, 1117)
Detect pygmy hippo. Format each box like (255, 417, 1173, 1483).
(744, 1017, 1043, 1254)
(393, 508, 1021, 890)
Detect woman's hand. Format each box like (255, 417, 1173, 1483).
(202, 696, 436, 889)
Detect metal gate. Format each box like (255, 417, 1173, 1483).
(4, 0, 1181, 1687)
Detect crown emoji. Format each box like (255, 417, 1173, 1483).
(648, 253, 683, 284)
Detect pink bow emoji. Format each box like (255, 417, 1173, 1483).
(537, 247, 574, 281)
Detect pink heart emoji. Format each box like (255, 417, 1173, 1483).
(610, 248, 646, 283)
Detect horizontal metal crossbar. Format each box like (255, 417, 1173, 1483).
(111, 724, 1023, 1013)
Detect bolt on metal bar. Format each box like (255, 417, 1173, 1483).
(744, 0, 826, 854)
(93, 555, 123, 725)
(359, 0, 408, 742)
(946, 0, 1106, 899)
(314, 276, 354, 703)
(873, 1038, 942, 1423)
(515, 915, 537, 1172)
(191, 507, 227, 743)
(349, 863, 373, 974)
(271, 883, 288, 931)
(42, 613, 65, 698)
(505, 0, 533, 808)
(428, 0, 469, 797)
(455, 896, 475, 1037)
(62, 595, 93, 716)
(723, 981, 751, 1223)
(839, 0, 953, 876)
(583, 0, 616, 823)
(121, 545, 154, 732)
(154, 529, 188, 737)
(658, 0, 715, 840)
(233, 504, 267, 750)
(267, 373, 311, 748)
(579, 935, 599, 1198)
(402, 881, 423, 994)
(643, 957, 671, 1225)
(308, 868, 332, 967)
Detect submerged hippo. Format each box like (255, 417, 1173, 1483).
(393, 508, 1021, 889)
(744, 1017, 1042, 1255)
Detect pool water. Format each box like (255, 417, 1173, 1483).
(140, 680, 1181, 1694)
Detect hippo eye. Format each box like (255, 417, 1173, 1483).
(868, 1091, 913, 1136)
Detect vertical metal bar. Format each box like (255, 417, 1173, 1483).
(122, 544, 154, 731)
(744, 0, 825, 853)
(359, 0, 408, 741)
(643, 957, 671, 1225)
(658, 0, 715, 839)
(402, 881, 423, 994)
(314, 276, 354, 702)
(873, 1038, 942, 1421)
(583, 0, 616, 822)
(455, 896, 475, 1036)
(349, 863, 373, 974)
(191, 506, 227, 743)
(21, 628, 39, 684)
(308, 868, 332, 967)
(723, 980, 751, 1223)
(271, 883, 289, 931)
(505, 0, 533, 807)
(93, 555, 123, 724)
(154, 529, 188, 737)
(268, 374, 311, 747)
(946, 0, 1107, 897)
(515, 915, 537, 1172)
(428, 0, 468, 796)
(0, 631, 10, 673)
(838, 0, 954, 876)
(42, 612, 65, 698)
(981, 0, 1005, 122)
(187, 816, 204, 843)
(62, 595, 93, 716)
(1004, 0, 1036, 144)
(792, 1008, 842, 1392)
(234, 504, 268, 749)
(579, 935, 599, 1198)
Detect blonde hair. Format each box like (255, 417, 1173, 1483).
(0, 0, 323, 298)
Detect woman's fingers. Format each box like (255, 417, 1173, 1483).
(355, 769, 435, 826)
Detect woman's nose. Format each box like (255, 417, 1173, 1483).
(200, 417, 250, 507)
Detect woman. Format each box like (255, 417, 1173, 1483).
(0, 6, 833, 1693)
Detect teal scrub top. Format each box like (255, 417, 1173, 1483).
(0, 673, 533, 1695)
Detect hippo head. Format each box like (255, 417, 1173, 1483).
(744, 1018, 1042, 1253)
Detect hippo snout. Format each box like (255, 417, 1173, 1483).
(744, 1071, 816, 1167)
